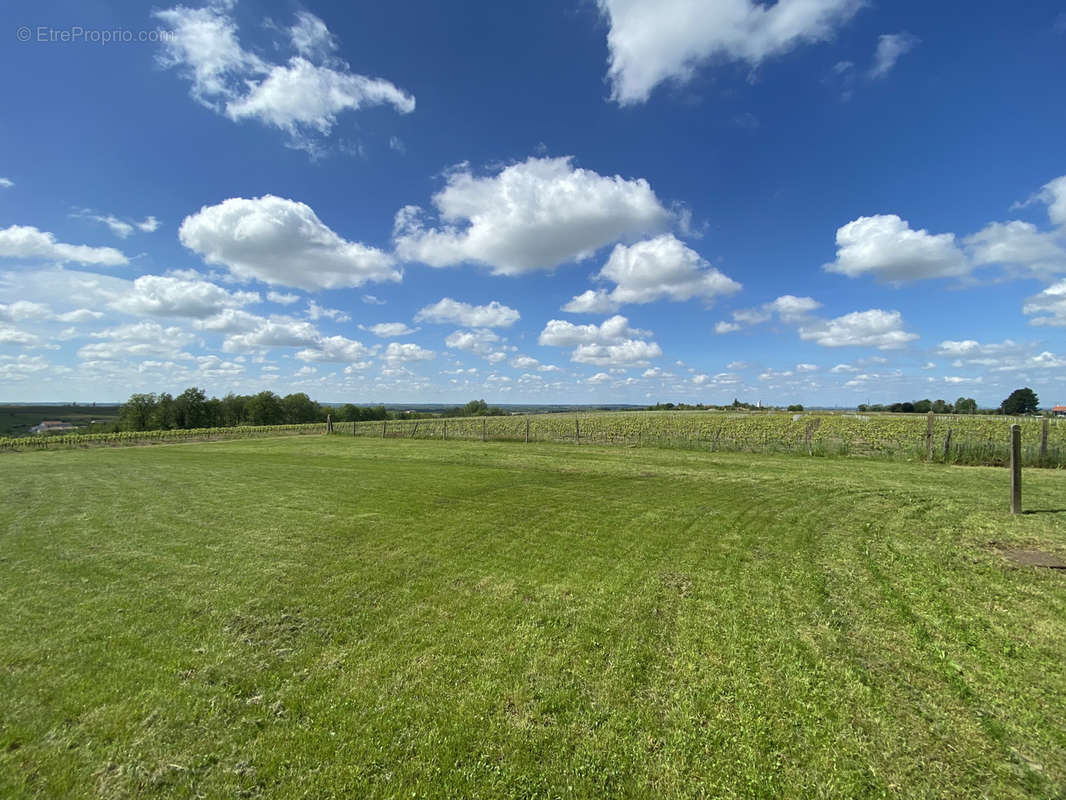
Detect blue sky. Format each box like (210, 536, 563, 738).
(2, 0, 1065, 406)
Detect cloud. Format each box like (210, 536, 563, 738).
(179, 195, 399, 290)
(361, 294, 386, 305)
(414, 297, 520, 328)
(288, 10, 335, 59)
(539, 314, 661, 366)
(1023, 280, 1066, 326)
(869, 33, 919, 79)
(445, 328, 500, 356)
(306, 300, 351, 322)
(0, 325, 44, 347)
(716, 294, 821, 331)
(111, 274, 260, 318)
(222, 317, 321, 352)
(0, 225, 128, 266)
(267, 290, 300, 305)
(154, 3, 413, 154)
(965, 220, 1066, 278)
(365, 322, 416, 338)
(572, 340, 662, 366)
(0, 301, 55, 322)
(1039, 176, 1066, 227)
(394, 156, 671, 275)
(0, 178, 13, 189)
(765, 294, 821, 321)
(73, 211, 161, 239)
(510, 355, 540, 370)
(383, 342, 435, 364)
(79, 322, 196, 360)
(597, 0, 862, 105)
(578, 234, 741, 307)
(563, 289, 619, 314)
(799, 309, 918, 349)
(824, 214, 969, 281)
(296, 335, 372, 363)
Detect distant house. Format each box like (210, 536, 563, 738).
(29, 420, 76, 434)
(1053, 406, 1066, 417)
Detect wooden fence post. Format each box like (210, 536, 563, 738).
(1010, 424, 1022, 515)
(525, 416, 530, 444)
(443, 420, 447, 440)
(381, 420, 386, 439)
(326, 413, 333, 434)
(925, 412, 934, 461)
(575, 419, 580, 445)
(943, 428, 952, 461)
(1040, 417, 1049, 459)
(481, 418, 486, 442)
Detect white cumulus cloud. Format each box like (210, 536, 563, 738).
(179, 195, 399, 290)
(394, 156, 671, 275)
(111, 274, 260, 318)
(154, 2, 413, 154)
(799, 309, 918, 349)
(824, 214, 969, 281)
(365, 322, 417, 338)
(414, 297, 520, 328)
(539, 314, 661, 366)
(1023, 280, 1066, 326)
(573, 234, 740, 308)
(0, 225, 128, 266)
(598, 0, 862, 105)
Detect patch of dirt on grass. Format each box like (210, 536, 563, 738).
(998, 548, 1066, 570)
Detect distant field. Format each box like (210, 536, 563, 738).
(2, 437, 1065, 798)
(4, 410, 1065, 468)
(0, 404, 120, 437)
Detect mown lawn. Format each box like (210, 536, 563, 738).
(1, 437, 1064, 799)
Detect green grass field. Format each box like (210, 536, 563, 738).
(2, 437, 1065, 798)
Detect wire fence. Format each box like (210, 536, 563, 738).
(3, 412, 1064, 468)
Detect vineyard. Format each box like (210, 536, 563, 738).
(4, 411, 1062, 467)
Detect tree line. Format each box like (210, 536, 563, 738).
(857, 389, 1041, 416)
(115, 388, 395, 432)
(114, 390, 509, 432)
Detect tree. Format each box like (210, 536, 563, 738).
(931, 399, 952, 414)
(787, 404, 804, 412)
(246, 391, 285, 426)
(955, 397, 977, 414)
(913, 399, 932, 414)
(282, 393, 320, 424)
(174, 387, 207, 429)
(1001, 387, 1039, 415)
(118, 393, 157, 431)
(220, 393, 247, 426)
(151, 393, 176, 430)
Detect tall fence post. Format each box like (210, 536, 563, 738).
(943, 428, 952, 461)
(326, 413, 333, 434)
(481, 418, 486, 442)
(1010, 424, 1022, 515)
(1040, 417, 1049, 459)
(382, 420, 387, 439)
(443, 420, 447, 440)
(925, 412, 934, 461)
(525, 416, 530, 444)
(575, 419, 580, 445)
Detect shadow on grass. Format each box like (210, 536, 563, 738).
(1023, 509, 1066, 515)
